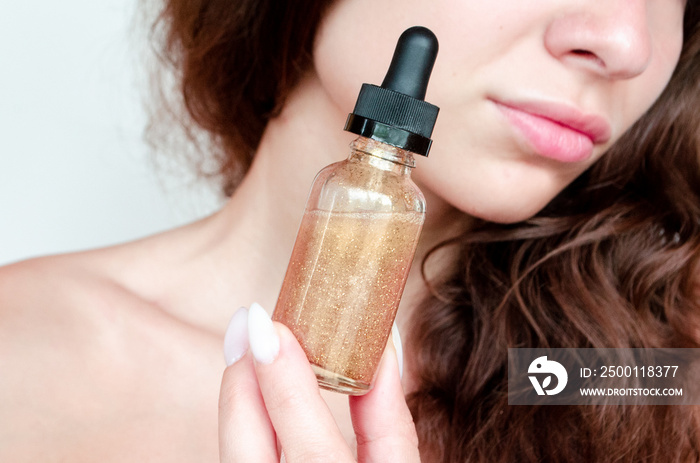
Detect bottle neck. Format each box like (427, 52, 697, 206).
(348, 137, 416, 175)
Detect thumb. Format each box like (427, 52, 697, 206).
(349, 325, 420, 463)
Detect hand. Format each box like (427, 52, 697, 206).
(219, 303, 421, 462)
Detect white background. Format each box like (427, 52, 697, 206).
(0, 0, 222, 265)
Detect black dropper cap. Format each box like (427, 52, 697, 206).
(344, 26, 439, 157)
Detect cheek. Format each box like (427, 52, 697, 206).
(313, 0, 415, 114)
(414, 151, 587, 224)
(612, 27, 684, 137)
(313, 0, 510, 114)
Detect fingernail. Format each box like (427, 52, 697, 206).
(392, 322, 404, 380)
(224, 307, 249, 366)
(248, 302, 279, 365)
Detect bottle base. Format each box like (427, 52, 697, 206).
(311, 364, 371, 396)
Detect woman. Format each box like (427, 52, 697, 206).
(1, 0, 699, 461)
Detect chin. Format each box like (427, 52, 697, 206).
(452, 188, 568, 224)
(420, 172, 561, 225)
(470, 208, 542, 225)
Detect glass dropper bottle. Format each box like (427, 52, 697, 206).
(273, 26, 440, 395)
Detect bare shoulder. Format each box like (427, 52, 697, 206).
(0, 232, 186, 335)
(0, 219, 226, 461)
(0, 252, 148, 349)
(0, 255, 134, 439)
(0, 253, 208, 461)
(1, 253, 116, 337)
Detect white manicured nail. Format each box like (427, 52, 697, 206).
(392, 322, 403, 379)
(248, 302, 279, 365)
(224, 307, 249, 366)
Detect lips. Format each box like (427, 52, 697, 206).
(491, 99, 611, 163)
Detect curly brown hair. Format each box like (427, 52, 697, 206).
(148, 0, 334, 194)
(150, 1, 700, 460)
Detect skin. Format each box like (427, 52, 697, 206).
(0, 0, 687, 461)
(315, 0, 685, 222)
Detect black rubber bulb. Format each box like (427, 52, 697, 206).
(344, 26, 440, 156)
(380, 26, 439, 100)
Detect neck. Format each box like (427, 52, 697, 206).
(211, 74, 356, 304)
(145, 72, 468, 334)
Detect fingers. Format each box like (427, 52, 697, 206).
(220, 303, 354, 463)
(219, 307, 278, 463)
(219, 353, 279, 462)
(349, 326, 421, 463)
(220, 304, 420, 463)
(248, 304, 354, 463)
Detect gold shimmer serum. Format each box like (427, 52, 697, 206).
(273, 26, 440, 395)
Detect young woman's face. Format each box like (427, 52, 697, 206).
(314, 0, 686, 222)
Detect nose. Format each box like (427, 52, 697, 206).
(544, 1, 652, 80)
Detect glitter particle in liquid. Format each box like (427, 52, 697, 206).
(273, 209, 423, 390)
